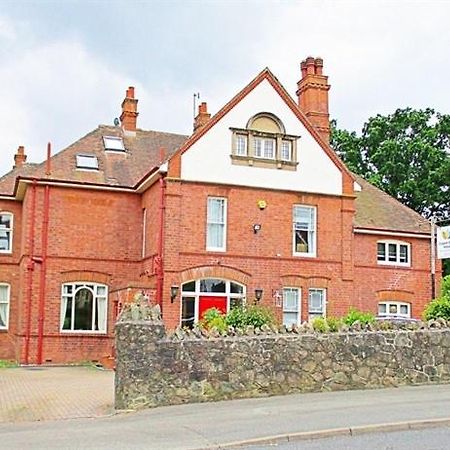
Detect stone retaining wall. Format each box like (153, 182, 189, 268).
(115, 316, 450, 410)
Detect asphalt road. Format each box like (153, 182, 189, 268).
(242, 425, 450, 450)
(0, 384, 449, 449)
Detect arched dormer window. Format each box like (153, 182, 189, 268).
(230, 113, 299, 171)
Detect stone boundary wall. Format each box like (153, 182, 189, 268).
(115, 318, 450, 410)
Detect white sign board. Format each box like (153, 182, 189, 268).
(437, 225, 450, 259)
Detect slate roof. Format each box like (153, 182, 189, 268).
(354, 175, 430, 234)
(0, 109, 430, 236)
(0, 125, 188, 194)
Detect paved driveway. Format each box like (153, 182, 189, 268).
(0, 366, 114, 423)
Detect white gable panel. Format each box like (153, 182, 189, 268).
(181, 78, 342, 195)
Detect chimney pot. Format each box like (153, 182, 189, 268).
(305, 56, 316, 75)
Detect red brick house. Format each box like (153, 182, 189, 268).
(0, 57, 437, 364)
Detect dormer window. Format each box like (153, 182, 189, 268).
(76, 154, 99, 170)
(103, 136, 125, 152)
(230, 113, 299, 170)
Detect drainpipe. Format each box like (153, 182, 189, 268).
(36, 143, 51, 365)
(155, 173, 166, 313)
(24, 179, 37, 364)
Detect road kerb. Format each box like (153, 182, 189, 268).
(208, 417, 450, 449)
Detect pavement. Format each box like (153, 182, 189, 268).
(0, 366, 114, 422)
(0, 370, 449, 449)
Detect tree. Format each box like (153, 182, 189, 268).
(330, 108, 450, 219)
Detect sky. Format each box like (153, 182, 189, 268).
(1, 0, 449, 174)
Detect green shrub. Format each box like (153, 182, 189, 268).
(226, 305, 275, 329)
(225, 306, 247, 329)
(423, 275, 450, 321)
(423, 297, 450, 321)
(343, 308, 375, 326)
(199, 308, 227, 332)
(312, 317, 329, 333)
(326, 316, 343, 332)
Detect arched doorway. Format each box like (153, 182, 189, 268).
(180, 278, 245, 328)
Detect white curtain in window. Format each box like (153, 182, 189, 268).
(60, 296, 68, 329)
(0, 304, 6, 327)
(97, 297, 107, 332)
(0, 286, 8, 328)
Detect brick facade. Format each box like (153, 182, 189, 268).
(0, 57, 439, 364)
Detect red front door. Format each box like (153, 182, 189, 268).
(199, 296, 227, 320)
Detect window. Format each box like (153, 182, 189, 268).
(378, 301, 411, 318)
(206, 197, 227, 251)
(293, 205, 316, 256)
(0, 284, 10, 330)
(282, 288, 301, 327)
(181, 279, 245, 328)
(254, 137, 275, 159)
(281, 141, 292, 161)
(377, 241, 410, 266)
(230, 113, 299, 170)
(309, 288, 326, 319)
(103, 136, 125, 152)
(234, 134, 247, 156)
(61, 283, 108, 333)
(76, 154, 99, 170)
(0, 213, 13, 253)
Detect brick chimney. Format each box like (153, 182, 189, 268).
(120, 86, 139, 133)
(193, 102, 211, 132)
(296, 57, 331, 143)
(13, 145, 27, 169)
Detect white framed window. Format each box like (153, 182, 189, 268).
(280, 141, 292, 161)
(76, 154, 99, 170)
(378, 301, 411, 318)
(309, 288, 326, 319)
(60, 282, 108, 333)
(0, 213, 13, 253)
(377, 240, 410, 266)
(293, 205, 316, 256)
(282, 287, 301, 327)
(0, 283, 10, 330)
(103, 136, 125, 152)
(235, 134, 247, 156)
(254, 137, 275, 159)
(180, 279, 245, 328)
(206, 197, 227, 252)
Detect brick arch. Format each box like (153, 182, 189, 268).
(280, 274, 308, 288)
(376, 290, 414, 302)
(178, 265, 251, 286)
(60, 270, 111, 285)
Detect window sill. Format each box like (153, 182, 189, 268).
(377, 261, 410, 268)
(60, 331, 108, 336)
(206, 247, 226, 253)
(0, 251, 13, 255)
(293, 252, 316, 258)
(230, 154, 298, 171)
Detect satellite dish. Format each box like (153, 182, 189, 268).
(114, 118, 120, 126)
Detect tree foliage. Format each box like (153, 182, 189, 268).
(330, 108, 450, 219)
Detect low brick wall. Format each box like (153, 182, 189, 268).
(115, 317, 450, 410)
